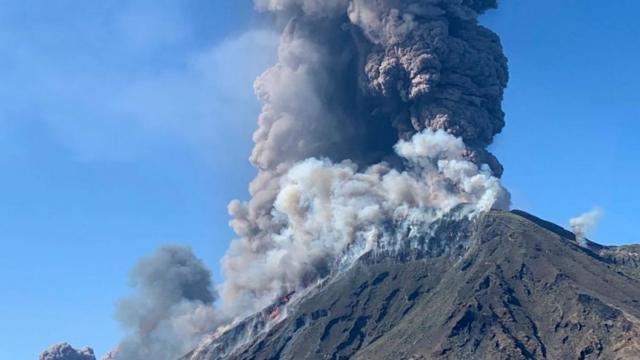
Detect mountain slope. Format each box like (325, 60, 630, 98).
(186, 210, 640, 360)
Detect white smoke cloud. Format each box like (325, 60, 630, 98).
(221, 129, 509, 317)
(570, 208, 604, 246)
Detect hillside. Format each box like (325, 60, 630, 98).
(184, 210, 640, 360)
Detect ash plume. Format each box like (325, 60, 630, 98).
(108, 245, 220, 360)
(570, 207, 604, 246)
(39, 343, 96, 360)
(221, 0, 510, 317)
(251, 0, 507, 174)
(81, 0, 511, 356)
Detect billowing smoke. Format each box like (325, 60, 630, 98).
(221, 0, 510, 317)
(250, 0, 507, 174)
(39, 343, 96, 360)
(570, 208, 604, 246)
(86, 0, 511, 356)
(108, 245, 220, 360)
(223, 129, 508, 314)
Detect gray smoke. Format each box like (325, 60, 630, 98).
(39, 343, 95, 360)
(108, 245, 220, 360)
(570, 207, 604, 246)
(221, 0, 510, 317)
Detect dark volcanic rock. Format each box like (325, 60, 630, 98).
(185, 210, 640, 360)
(39, 343, 96, 360)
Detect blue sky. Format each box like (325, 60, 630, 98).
(1, 1, 639, 359)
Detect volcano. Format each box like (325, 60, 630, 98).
(182, 210, 640, 360)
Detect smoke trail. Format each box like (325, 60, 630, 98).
(570, 207, 604, 246)
(108, 245, 220, 360)
(219, 0, 510, 317)
(39, 343, 96, 360)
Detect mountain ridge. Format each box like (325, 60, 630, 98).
(183, 210, 640, 360)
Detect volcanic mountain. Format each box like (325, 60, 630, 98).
(182, 210, 640, 360)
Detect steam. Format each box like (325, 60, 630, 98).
(570, 208, 604, 246)
(109, 246, 220, 360)
(224, 129, 508, 314)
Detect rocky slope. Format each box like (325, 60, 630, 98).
(184, 210, 640, 360)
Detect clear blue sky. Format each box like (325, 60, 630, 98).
(0, 1, 638, 359)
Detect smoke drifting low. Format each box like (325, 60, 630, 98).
(108, 246, 220, 360)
